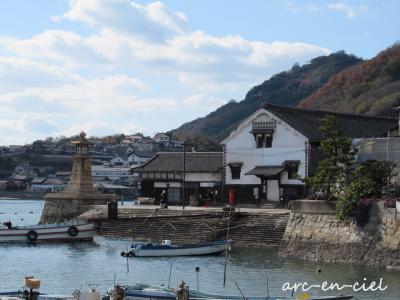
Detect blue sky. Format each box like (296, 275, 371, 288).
(0, 0, 398, 145)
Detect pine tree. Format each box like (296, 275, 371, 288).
(309, 115, 356, 198)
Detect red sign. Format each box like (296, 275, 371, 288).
(228, 189, 235, 206)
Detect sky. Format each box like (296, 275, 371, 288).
(0, 0, 399, 145)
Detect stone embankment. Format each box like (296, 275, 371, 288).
(82, 206, 289, 247)
(280, 202, 400, 268)
(40, 199, 94, 224)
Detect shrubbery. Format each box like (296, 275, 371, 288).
(308, 115, 398, 225)
(336, 177, 374, 221)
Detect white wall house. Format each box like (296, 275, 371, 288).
(222, 103, 398, 204)
(110, 156, 129, 167)
(154, 133, 170, 143)
(127, 152, 153, 165)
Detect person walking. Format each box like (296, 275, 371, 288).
(160, 190, 168, 209)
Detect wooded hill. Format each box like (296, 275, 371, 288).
(172, 51, 362, 143)
(299, 43, 400, 116)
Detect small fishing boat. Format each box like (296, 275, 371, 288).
(0, 277, 100, 300)
(0, 220, 94, 243)
(121, 240, 231, 257)
(120, 284, 354, 300)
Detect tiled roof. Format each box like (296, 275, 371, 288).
(132, 150, 154, 158)
(133, 152, 223, 173)
(245, 166, 285, 176)
(44, 178, 64, 185)
(264, 103, 398, 141)
(30, 178, 46, 184)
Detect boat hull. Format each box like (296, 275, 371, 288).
(0, 223, 94, 243)
(123, 286, 353, 300)
(132, 240, 230, 257)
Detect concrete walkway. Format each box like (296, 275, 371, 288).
(117, 204, 289, 214)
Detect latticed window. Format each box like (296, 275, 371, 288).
(252, 120, 276, 148)
(255, 132, 273, 148)
(252, 121, 276, 131)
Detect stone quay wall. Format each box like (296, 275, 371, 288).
(85, 207, 289, 247)
(280, 203, 400, 268)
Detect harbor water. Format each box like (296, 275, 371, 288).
(0, 200, 399, 300)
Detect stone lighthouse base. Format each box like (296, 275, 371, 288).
(40, 193, 114, 224)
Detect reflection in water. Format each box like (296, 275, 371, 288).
(0, 200, 399, 300)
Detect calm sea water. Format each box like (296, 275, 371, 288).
(0, 200, 399, 300)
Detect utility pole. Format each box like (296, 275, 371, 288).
(182, 143, 186, 210)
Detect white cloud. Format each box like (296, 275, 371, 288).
(286, 1, 368, 18)
(328, 2, 368, 18)
(285, 2, 321, 13)
(0, 0, 332, 144)
(0, 56, 79, 92)
(57, 0, 187, 42)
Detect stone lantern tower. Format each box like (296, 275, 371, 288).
(40, 131, 114, 224)
(68, 131, 96, 194)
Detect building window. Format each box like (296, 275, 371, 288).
(255, 133, 273, 148)
(265, 133, 273, 148)
(229, 162, 242, 180)
(256, 134, 264, 148)
(283, 160, 300, 179)
(287, 165, 299, 179)
(252, 120, 276, 148)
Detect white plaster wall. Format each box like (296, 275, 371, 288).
(267, 180, 280, 201)
(185, 172, 221, 182)
(224, 110, 308, 185)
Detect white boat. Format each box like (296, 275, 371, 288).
(121, 240, 231, 257)
(0, 220, 94, 243)
(120, 284, 354, 300)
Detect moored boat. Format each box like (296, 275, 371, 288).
(0, 220, 94, 243)
(120, 284, 354, 300)
(121, 240, 231, 257)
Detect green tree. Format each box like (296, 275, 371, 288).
(354, 160, 396, 197)
(336, 160, 397, 221)
(308, 115, 356, 198)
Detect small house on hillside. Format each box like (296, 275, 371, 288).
(133, 152, 223, 204)
(128, 151, 153, 165)
(154, 133, 170, 143)
(222, 103, 398, 205)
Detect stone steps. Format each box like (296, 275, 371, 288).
(90, 210, 289, 247)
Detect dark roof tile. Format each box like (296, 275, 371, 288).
(133, 152, 222, 173)
(245, 166, 285, 176)
(264, 103, 398, 141)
